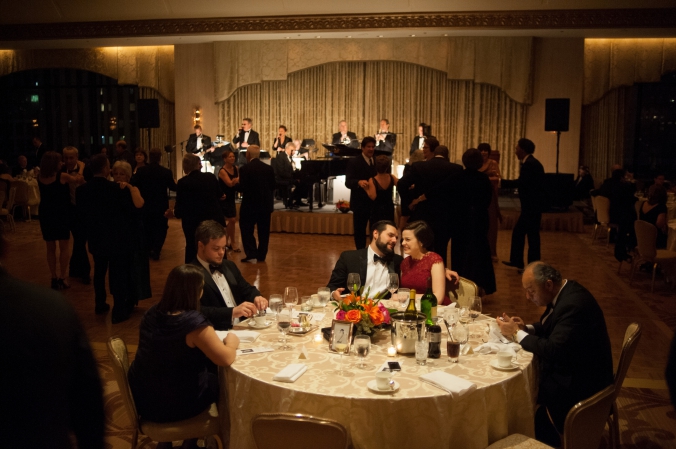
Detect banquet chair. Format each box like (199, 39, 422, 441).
(107, 337, 224, 449)
(449, 276, 478, 308)
(591, 196, 618, 246)
(0, 187, 16, 232)
(486, 385, 615, 449)
(251, 413, 348, 449)
(608, 322, 642, 449)
(630, 220, 676, 293)
(10, 180, 32, 221)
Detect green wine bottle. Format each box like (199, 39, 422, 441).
(421, 277, 437, 326)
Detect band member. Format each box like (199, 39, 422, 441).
(410, 122, 431, 155)
(271, 125, 292, 157)
(186, 125, 212, 155)
(233, 118, 261, 165)
(331, 120, 357, 146)
(375, 119, 396, 155)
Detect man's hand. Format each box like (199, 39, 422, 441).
(241, 142, 249, 148)
(224, 332, 240, 348)
(445, 269, 459, 286)
(332, 288, 345, 301)
(254, 296, 268, 311)
(496, 313, 524, 337)
(358, 180, 369, 189)
(233, 302, 258, 319)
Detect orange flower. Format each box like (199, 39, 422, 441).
(345, 309, 362, 323)
(369, 308, 384, 326)
(363, 303, 373, 314)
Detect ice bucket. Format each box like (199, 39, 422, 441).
(390, 312, 427, 354)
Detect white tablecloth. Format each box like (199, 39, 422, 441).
(220, 307, 536, 449)
(667, 220, 676, 252)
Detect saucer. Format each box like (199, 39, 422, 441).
(367, 379, 400, 394)
(248, 320, 273, 329)
(313, 303, 328, 309)
(490, 359, 520, 371)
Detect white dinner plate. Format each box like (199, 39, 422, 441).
(490, 359, 520, 371)
(248, 320, 274, 329)
(367, 379, 400, 394)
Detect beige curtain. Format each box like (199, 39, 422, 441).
(580, 86, 632, 186)
(217, 61, 525, 179)
(139, 87, 177, 176)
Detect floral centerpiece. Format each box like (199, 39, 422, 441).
(331, 287, 392, 337)
(335, 199, 350, 213)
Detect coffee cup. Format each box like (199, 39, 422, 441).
(375, 371, 392, 390)
(497, 351, 513, 368)
(254, 315, 267, 326)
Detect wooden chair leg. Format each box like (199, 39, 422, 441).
(591, 223, 598, 243)
(606, 226, 611, 247)
(610, 401, 620, 448)
(651, 263, 658, 293)
(131, 428, 138, 449)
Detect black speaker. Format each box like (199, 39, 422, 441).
(544, 98, 570, 132)
(544, 173, 575, 210)
(138, 99, 160, 129)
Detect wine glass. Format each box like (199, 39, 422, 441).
(335, 342, 348, 375)
(347, 273, 361, 295)
(354, 335, 370, 369)
(277, 311, 291, 350)
(388, 273, 399, 300)
(458, 306, 470, 325)
(469, 296, 482, 323)
(397, 288, 410, 311)
(284, 287, 298, 314)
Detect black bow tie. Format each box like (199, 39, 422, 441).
(209, 264, 222, 274)
(373, 254, 391, 264)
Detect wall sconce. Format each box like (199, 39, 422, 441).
(109, 116, 117, 130)
(32, 119, 39, 128)
(193, 108, 201, 126)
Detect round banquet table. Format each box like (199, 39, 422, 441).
(667, 220, 676, 252)
(219, 304, 536, 449)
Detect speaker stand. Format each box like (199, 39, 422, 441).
(555, 130, 561, 174)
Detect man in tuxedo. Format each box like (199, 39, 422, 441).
(399, 138, 462, 256)
(233, 118, 261, 165)
(273, 142, 306, 208)
(238, 145, 276, 263)
(501, 138, 547, 271)
(62, 147, 92, 284)
(497, 262, 613, 446)
(12, 155, 30, 176)
(345, 137, 378, 249)
(131, 148, 177, 260)
(186, 124, 212, 155)
(332, 120, 358, 146)
(410, 123, 432, 155)
(190, 220, 268, 330)
(375, 118, 396, 155)
(28, 136, 48, 168)
(169, 154, 225, 264)
(113, 140, 135, 169)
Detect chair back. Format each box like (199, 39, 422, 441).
(634, 220, 658, 261)
(0, 180, 7, 198)
(635, 201, 642, 219)
(251, 413, 348, 449)
(5, 187, 16, 212)
(590, 194, 597, 214)
(450, 276, 478, 308)
(613, 323, 642, 400)
(0, 191, 5, 210)
(595, 196, 611, 224)
(563, 385, 615, 449)
(10, 181, 29, 206)
(106, 337, 140, 429)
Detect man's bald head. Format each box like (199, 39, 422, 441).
(522, 262, 563, 307)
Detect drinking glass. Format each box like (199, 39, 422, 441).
(335, 342, 349, 375)
(300, 295, 313, 312)
(284, 287, 298, 314)
(269, 294, 283, 316)
(354, 335, 371, 369)
(469, 296, 482, 323)
(397, 288, 410, 311)
(277, 312, 292, 350)
(388, 273, 399, 299)
(415, 338, 429, 366)
(347, 273, 361, 295)
(317, 287, 331, 307)
(458, 306, 470, 324)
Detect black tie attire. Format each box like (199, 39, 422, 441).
(345, 154, 377, 249)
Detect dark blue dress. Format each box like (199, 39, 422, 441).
(128, 306, 217, 423)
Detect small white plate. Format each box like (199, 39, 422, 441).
(313, 303, 328, 309)
(490, 359, 520, 371)
(367, 379, 400, 394)
(248, 320, 274, 329)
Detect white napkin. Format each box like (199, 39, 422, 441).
(215, 330, 260, 343)
(419, 371, 476, 398)
(475, 342, 519, 355)
(273, 363, 308, 382)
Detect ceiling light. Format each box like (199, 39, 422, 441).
(347, 35, 352, 38)
(316, 36, 320, 38)
(286, 36, 290, 39)
(378, 35, 383, 38)
(410, 34, 415, 37)
(443, 34, 448, 37)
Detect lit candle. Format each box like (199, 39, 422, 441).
(313, 334, 324, 344)
(387, 346, 397, 357)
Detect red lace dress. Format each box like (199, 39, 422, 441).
(400, 251, 451, 305)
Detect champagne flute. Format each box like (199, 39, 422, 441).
(354, 335, 370, 369)
(388, 273, 399, 300)
(284, 286, 298, 314)
(347, 273, 361, 295)
(277, 311, 291, 350)
(335, 342, 348, 375)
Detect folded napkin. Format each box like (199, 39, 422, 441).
(475, 342, 519, 355)
(215, 330, 260, 343)
(273, 364, 308, 382)
(419, 371, 476, 398)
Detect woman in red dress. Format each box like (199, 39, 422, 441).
(400, 220, 450, 305)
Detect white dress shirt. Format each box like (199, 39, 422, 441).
(516, 279, 568, 342)
(243, 130, 250, 145)
(364, 246, 391, 296)
(197, 256, 238, 324)
(196, 136, 203, 151)
(418, 136, 424, 149)
(362, 153, 374, 167)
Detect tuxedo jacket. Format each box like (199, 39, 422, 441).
(186, 133, 212, 154)
(238, 158, 276, 214)
(521, 280, 614, 415)
(273, 152, 294, 184)
(501, 155, 547, 213)
(332, 131, 357, 145)
(233, 129, 260, 149)
(409, 135, 436, 155)
(174, 170, 225, 229)
(327, 248, 403, 294)
(190, 259, 261, 330)
(375, 134, 396, 154)
(345, 155, 377, 211)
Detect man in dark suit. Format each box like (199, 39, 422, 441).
(113, 140, 135, 169)
(0, 225, 105, 449)
(28, 136, 48, 168)
(398, 139, 462, 256)
(332, 120, 358, 146)
(410, 123, 432, 155)
(375, 119, 396, 155)
(345, 137, 378, 249)
(238, 145, 276, 263)
(190, 220, 268, 330)
(186, 124, 213, 155)
(131, 148, 177, 260)
(169, 154, 225, 264)
(273, 142, 304, 208)
(501, 138, 547, 271)
(233, 118, 261, 165)
(497, 262, 613, 446)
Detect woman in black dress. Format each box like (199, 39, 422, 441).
(218, 148, 241, 252)
(639, 184, 669, 249)
(128, 265, 239, 449)
(37, 151, 83, 289)
(367, 155, 398, 224)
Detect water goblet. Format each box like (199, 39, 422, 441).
(347, 273, 361, 295)
(277, 311, 292, 350)
(317, 287, 331, 307)
(397, 288, 410, 311)
(354, 335, 370, 369)
(284, 286, 298, 314)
